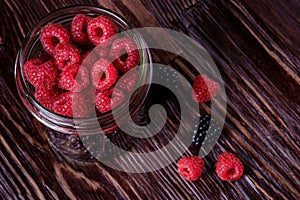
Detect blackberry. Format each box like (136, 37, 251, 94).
(152, 65, 180, 90)
(192, 114, 221, 148)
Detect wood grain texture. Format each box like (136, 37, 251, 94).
(1, 0, 299, 200)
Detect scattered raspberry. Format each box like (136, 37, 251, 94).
(192, 75, 220, 103)
(52, 92, 89, 117)
(40, 23, 70, 55)
(91, 58, 118, 91)
(110, 37, 140, 72)
(58, 64, 90, 92)
(177, 156, 205, 181)
(87, 16, 118, 46)
(34, 87, 60, 110)
(216, 152, 244, 181)
(53, 43, 81, 70)
(23, 58, 58, 89)
(71, 14, 91, 45)
(95, 88, 124, 113)
(116, 69, 138, 93)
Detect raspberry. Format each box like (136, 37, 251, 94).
(40, 23, 70, 55)
(216, 152, 244, 181)
(192, 75, 220, 103)
(80, 51, 97, 69)
(23, 57, 58, 89)
(91, 58, 118, 91)
(80, 47, 108, 69)
(52, 92, 89, 118)
(53, 43, 81, 71)
(58, 64, 90, 92)
(177, 156, 205, 181)
(191, 114, 221, 148)
(80, 86, 96, 114)
(116, 69, 138, 93)
(94, 46, 109, 59)
(110, 37, 140, 72)
(87, 16, 118, 46)
(95, 88, 124, 113)
(34, 87, 60, 110)
(71, 14, 91, 45)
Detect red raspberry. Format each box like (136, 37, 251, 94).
(216, 152, 244, 181)
(94, 46, 109, 59)
(23, 57, 58, 89)
(40, 23, 70, 55)
(177, 156, 205, 181)
(58, 64, 90, 92)
(80, 86, 97, 114)
(94, 88, 124, 113)
(81, 47, 108, 69)
(71, 14, 91, 45)
(91, 58, 118, 91)
(192, 75, 220, 103)
(110, 37, 140, 72)
(54, 43, 81, 71)
(116, 69, 138, 93)
(52, 92, 89, 118)
(87, 16, 118, 46)
(34, 87, 60, 110)
(80, 51, 99, 69)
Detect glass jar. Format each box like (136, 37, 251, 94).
(15, 5, 152, 162)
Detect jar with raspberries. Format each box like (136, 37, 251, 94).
(15, 6, 152, 161)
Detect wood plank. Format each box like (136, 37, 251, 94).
(0, 0, 299, 199)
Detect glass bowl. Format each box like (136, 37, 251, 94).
(15, 5, 152, 161)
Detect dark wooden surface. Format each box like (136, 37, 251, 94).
(1, 0, 300, 199)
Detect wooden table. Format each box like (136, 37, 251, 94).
(1, 0, 299, 199)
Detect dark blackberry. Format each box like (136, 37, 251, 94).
(192, 114, 221, 149)
(152, 65, 180, 90)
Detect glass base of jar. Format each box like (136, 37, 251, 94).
(45, 103, 150, 162)
(46, 129, 97, 162)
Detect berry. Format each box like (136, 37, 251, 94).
(80, 47, 108, 69)
(192, 75, 220, 103)
(216, 152, 244, 181)
(80, 51, 98, 69)
(153, 65, 180, 89)
(40, 23, 70, 55)
(177, 156, 205, 181)
(80, 86, 97, 114)
(71, 14, 91, 45)
(52, 92, 89, 117)
(110, 37, 140, 72)
(192, 114, 221, 148)
(91, 58, 118, 91)
(54, 43, 81, 70)
(87, 16, 118, 46)
(34, 87, 60, 110)
(116, 69, 138, 93)
(58, 64, 90, 92)
(23, 57, 58, 89)
(95, 88, 124, 113)
(94, 46, 109, 59)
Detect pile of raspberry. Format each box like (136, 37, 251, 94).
(23, 14, 140, 118)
